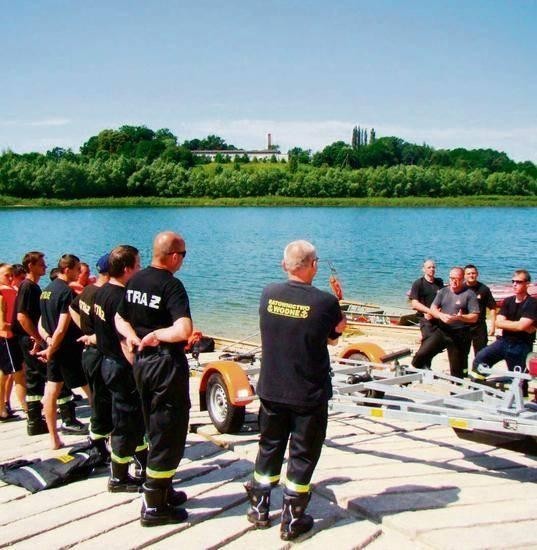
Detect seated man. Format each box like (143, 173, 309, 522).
(472, 270, 537, 394)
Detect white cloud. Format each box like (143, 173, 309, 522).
(0, 118, 71, 128)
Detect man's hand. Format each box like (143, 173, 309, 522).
(138, 331, 159, 351)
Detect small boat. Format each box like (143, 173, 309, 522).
(340, 299, 419, 328)
(490, 282, 537, 307)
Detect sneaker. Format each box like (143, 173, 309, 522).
(61, 420, 89, 435)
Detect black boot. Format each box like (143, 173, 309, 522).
(90, 437, 111, 466)
(280, 491, 314, 541)
(133, 448, 148, 481)
(140, 481, 188, 527)
(168, 484, 188, 507)
(59, 401, 89, 435)
(244, 480, 271, 528)
(26, 400, 48, 436)
(108, 461, 143, 493)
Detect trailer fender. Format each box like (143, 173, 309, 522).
(339, 342, 386, 363)
(199, 360, 254, 411)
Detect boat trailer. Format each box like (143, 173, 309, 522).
(194, 345, 537, 453)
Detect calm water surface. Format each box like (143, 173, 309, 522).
(1, 207, 535, 337)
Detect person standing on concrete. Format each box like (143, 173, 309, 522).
(38, 254, 90, 449)
(408, 259, 444, 367)
(115, 231, 192, 526)
(69, 253, 111, 463)
(463, 264, 497, 355)
(245, 240, 346, 541)
(412, 267, 479, 378)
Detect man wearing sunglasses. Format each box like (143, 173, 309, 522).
(472, 270, 537, 393)
(115, 231, 192, 527)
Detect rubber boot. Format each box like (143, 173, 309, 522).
(90, 437, 111, 466)
(133, 448, 148, 481)
(59, 401, 89, 435)
(26, 400, 48, 436)
(280, 491, 314, 541)
(168, 484, 188, 508)
(244, 480, 271, 528)
(108, 461, 143, 493)
(140, 480, 188, 527)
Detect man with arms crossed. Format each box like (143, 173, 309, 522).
(245, 240, 346, 541)
(412, 267, 479, 378)
(473, 270, 537, 394)
(116, 231, 192, 526)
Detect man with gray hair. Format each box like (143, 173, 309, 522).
(245, 240, 346, 541)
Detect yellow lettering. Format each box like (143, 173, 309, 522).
(266, 299, 310, 319)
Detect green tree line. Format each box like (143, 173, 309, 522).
(0, 125, 535, 199)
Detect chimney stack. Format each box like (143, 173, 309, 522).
(267, 133, 272, 150)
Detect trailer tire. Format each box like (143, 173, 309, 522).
(206, 372, 246, 434)
(348, 352, 385, 400)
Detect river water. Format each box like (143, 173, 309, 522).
(0, 206, 535, 337)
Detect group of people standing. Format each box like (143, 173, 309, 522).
(0, 232, 193, 527)
(409, 260, 537, 392)
(2, 240, 534, 540)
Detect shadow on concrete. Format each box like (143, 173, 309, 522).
(346, 483, 460, 521)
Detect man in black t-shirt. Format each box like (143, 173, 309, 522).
(39, 254, 89, 449)
(464, 264, 497, 355)
(92, 245, 150, 493)
(116, 231, 192, 527)
(473, 270, 537, 393)
(245, 240, 346, 541)
(70, 253, 111, 462)
(409, 259, 444, 367)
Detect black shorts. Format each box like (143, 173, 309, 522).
(47, 344, 87, 389)
(0, 337, 23, 374)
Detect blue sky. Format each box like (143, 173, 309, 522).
(2, 0, 536, 161)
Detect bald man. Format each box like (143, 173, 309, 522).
(245, 240, 346, 541)
(116, 231, 192, 527)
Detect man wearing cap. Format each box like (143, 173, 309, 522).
(69, 253, 112, 463)
(115, 231, 191, 526)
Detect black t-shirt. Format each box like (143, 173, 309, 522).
(13, 279, 41, 336)
(71, 284, 99, 336)
(94, 282, 126, 362)
(500, 295, 537, 344)
(256, 280, 343, 407)
(40, 278, 81, 346)
(117, 266, 191, 341)
(409, 276, 444, 316)
(464, 281, 496, 323)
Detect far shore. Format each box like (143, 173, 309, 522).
(1, 195, 536, 208)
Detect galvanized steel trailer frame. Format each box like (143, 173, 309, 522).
(329, 357, 537, 439)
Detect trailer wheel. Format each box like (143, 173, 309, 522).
(348, 352, 384, 400)
(206, 372, 246, 434)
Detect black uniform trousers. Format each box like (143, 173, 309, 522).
(469, 322, 489, 356)
(133, 347, 190, 478)
(412, 326, 472, 378)
(254, 398, 328, 492)
(101, 356, 145, 462)
(82, 346, 113, 439)
(19, 335, 72, 404)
